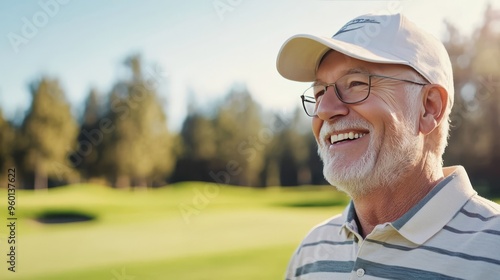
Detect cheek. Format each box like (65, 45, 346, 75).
(372, 87, 401, 110)
(379, 97, 420, 135)
(312, 118, 322, 142)
(365, 90, 411, 130)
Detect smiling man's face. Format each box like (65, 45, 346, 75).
(312, 51, 425, 198)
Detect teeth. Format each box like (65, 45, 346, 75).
(331, 134, 338, 143)
(330, 132, 366, 144)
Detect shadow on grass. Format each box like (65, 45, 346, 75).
(35, 210, 96, 224)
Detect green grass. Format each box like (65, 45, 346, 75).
(0, 183, 348, 280)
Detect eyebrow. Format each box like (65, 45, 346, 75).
(345, 67, 370, 75)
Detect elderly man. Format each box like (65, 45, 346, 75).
(277, 13, 500, 279)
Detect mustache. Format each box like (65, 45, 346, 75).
(319, 118, 372, 140)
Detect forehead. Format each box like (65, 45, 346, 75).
(315, 51, 412, 81)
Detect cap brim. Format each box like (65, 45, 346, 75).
(276, 34, 408, 82)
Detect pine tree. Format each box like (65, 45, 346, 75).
(212, 86, 265, 186)
(173, 111, 217, 182)
(17, 78, 78, 189)
(181, 112, 217, 161)
(264, 108, 313, 186)
(0, 110, 15, 177)
(72, 89, 103, 180)
(101, 55, 176, 188)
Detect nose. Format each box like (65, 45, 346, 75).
(315, 86, 349, 120)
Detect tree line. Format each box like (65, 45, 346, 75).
(0, 54, 325, 190)
(442, 4, 500, 196)
(0, 7, 499, 194)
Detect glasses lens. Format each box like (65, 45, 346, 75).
(301, 74, 372, 117)
(302, 88, 319, 116)
(336, 74, 370, 103)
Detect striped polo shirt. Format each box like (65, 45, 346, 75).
(285, 166, 500, 279)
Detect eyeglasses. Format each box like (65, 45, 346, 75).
(300, 73, 428, 117)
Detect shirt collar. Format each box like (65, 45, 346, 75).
(339, 201, 360, 237)
(394, 166, 476, 244)
(338, 166, 476, 244)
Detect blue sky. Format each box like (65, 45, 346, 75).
(1, 0, 499, 130)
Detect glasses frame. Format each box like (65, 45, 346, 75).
(300, 74, 428, 117)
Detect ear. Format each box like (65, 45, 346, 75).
(419, 85, 448, 135)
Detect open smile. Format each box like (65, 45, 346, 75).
(328, 131, 368, 145)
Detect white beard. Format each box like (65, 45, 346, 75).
(318, 117, 420, 198)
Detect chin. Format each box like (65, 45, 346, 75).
(322, 152, 377, 198)
(321, 143, 420, 199)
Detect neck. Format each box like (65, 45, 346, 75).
(352, 164, 444, 238)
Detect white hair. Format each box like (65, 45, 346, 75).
(404, 72, 451, 165)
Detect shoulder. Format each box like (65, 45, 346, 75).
(464, 194, 500, 218)
(291, 213, 349, 260)
(300, 214, 345, 244)
(444, 194, 500, 249)
(285, 213, 350, 279)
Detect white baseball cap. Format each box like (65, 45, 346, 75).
(276, 13, 454, 106)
